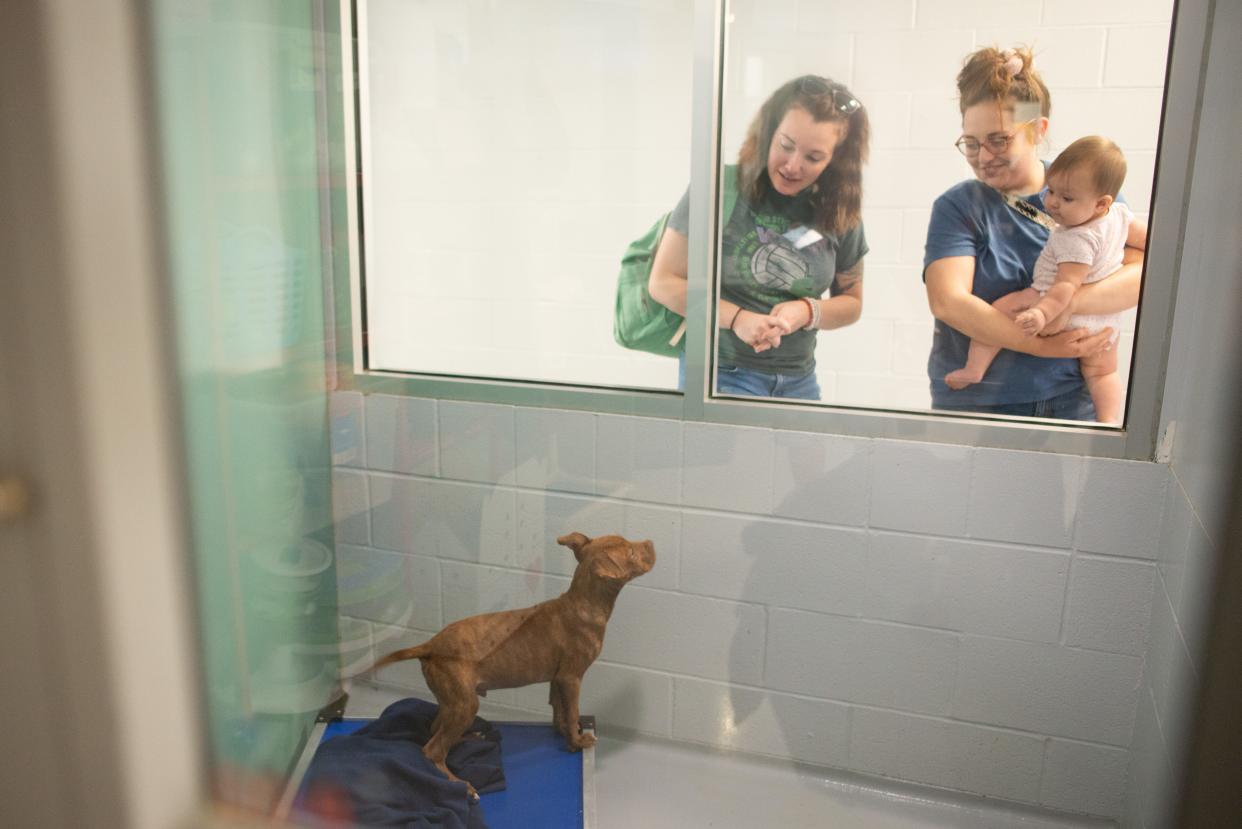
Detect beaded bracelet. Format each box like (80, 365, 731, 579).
(800, 297, 821, 330)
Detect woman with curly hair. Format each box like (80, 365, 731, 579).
(648, 75, 870, 400)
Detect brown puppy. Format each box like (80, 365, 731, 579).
(370, 532, 655, 797)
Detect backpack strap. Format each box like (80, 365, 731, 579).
(667, 167, 742, 348)
(721, 164, 740, 229)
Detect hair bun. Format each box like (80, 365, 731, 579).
(1001, 49, 1024, 77)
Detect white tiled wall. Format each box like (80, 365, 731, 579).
(360, 0, 1173, 410)
(1122, 471, 1217, 829)
(330, 389, 1167, 820)
(1122, 3, 1242, 824)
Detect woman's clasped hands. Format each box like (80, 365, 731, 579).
(731, 308, 789, 353)
(733, 298, 813, 353)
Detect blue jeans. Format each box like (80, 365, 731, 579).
(678, 356, 822, 401)
(934, 385, 1098, 421)
(717, 363, 821, 400)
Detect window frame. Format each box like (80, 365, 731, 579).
(329, 0, 1210, 460)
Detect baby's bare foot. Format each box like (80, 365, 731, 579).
(945, 369, 981, 390)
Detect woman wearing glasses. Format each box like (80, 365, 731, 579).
(648, 75, 869, 400)
(923, 46, 1144, 420)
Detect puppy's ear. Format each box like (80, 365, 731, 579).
(557, 531, 591, 562)
(591, 555, 627, 581)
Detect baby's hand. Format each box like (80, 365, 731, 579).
(1015, 307, 1047, 335)
(1041, 308, 1070, 336)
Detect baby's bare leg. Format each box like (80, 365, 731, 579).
(1080, 345, 1122, 424)
(946, 340, 1003, 390)
(945, 288, 1040, 390)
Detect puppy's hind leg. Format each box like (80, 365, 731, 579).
(421, 660, 482, 800)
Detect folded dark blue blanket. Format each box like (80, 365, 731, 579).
(294, 698, 505, 829)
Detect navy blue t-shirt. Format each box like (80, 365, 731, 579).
(923, 177, 1082, 408)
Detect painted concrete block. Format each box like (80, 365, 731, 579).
(336, 544, 441, 632)
(515, 407, 595, 494)
(1040, 738, 1129, 818)
(333, 468, 371, 546)
(863, 532, 1067, 642)
(969, 448, 1081, 548)
(871, 441, 972, 536)
(601, 586, 767, 685)
(850, 707, 1044, 804)
(673, 677, 851, 768)
(1063, 556, 1156, 655)
(330, 390, 366, 468)
(766, 609, 959, 715)
(439, 401, 516, 484)
(596, 415, 682, 505)
(1074, 459, 1167, 559)
(682, 422, 774, 515)
(365, 394, 436, 476)
(681, 512, 867, 617)
(954, 637, 1142, 745)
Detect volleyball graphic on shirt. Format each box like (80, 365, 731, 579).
(749, 226, 809, 291)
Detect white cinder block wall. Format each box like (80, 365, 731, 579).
(330, 390, 1168, 821)
(361, 0, 1172, 410)
(1122, 3, 1242, 826)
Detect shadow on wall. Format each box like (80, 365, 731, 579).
(725, 439, 868, 776)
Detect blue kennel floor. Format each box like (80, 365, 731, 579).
(304, 716, 588, 829)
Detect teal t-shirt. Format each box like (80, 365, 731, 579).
(668, 179, 867, 374)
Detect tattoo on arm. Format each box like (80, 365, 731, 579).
(831, 260, 864, 295)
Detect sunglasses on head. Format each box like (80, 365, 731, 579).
(796, 76, 862, 115)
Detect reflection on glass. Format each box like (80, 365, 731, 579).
(649, 76, 870, 401)
(717, 0, 1173, 425)
(937, 126, 1145, 425)
(358, 0, 693, 390)
(924, 48, 1145, 426)
(153, 0, 340, 814)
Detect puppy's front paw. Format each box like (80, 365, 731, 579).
(567, 731, 597, 752)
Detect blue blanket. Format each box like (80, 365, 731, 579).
(294, 698, 506, 829)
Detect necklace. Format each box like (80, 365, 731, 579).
(994, 188, 1058, 232)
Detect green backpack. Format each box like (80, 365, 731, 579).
(613, 167, 740, 357)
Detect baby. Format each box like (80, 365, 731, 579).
(945, 136, 1147, 423)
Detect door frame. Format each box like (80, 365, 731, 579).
(0, 1, 204, 827)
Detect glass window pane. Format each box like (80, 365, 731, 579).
(358, 0, 694, 391)
(712, 0, 1174, 428)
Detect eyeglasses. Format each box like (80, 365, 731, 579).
(797, 76, 862, 115)
(954, 119, 1037, 157)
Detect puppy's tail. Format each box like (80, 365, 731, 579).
(369, 642, 432, 674)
